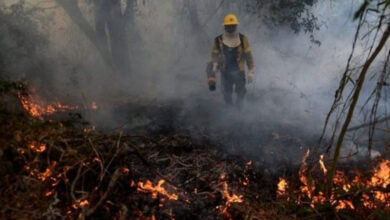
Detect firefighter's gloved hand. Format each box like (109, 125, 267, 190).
(208, 77, 216, 91)
(247, 71, 255, 84)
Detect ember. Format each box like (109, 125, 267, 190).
(37, 168, 52, 181)
(79, 200, 89, 207)
(137, 179, 179, 200)
(29, 142, 46, 153)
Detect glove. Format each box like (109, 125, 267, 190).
(208, 77, 216, 91)
(247, 71, 255, 84)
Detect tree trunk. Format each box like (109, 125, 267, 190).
(94, 0, 131, 74)
(183, 0, 209, 52)
(57, 0, 132, 74)
(56, 0, 113, 68)
(327, 23, 390, 194)
(106, 0, 131, 74)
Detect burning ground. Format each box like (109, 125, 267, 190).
(1, 86, 282, 219)
(1, 0, 390, 218)
(0, 83, 389, 219)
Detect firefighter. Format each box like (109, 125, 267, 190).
(210, 14, 255, 107)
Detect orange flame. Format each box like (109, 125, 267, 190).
(222, 182, 244, 204)
(277, 178, 288, 197)
(219, 174, 243, 220)
(334, 200, 355, 210)
(79, 200, 89, 207)
(370, 160, 390, 188)
(18, 90, 77, 118)
(299, 149, 315, 199)
(45, 190, 55, 197)
(312, 192, 326, 207)
(368, 160, 390, 206)
(277, 150, 390, 211)
(319, 155, 327, 175)
(37, 168, 52, 181)
(29, 142, 46, 153)
(138, 179, 179, 200)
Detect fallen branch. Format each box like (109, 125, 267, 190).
(85, 168, 121, 218)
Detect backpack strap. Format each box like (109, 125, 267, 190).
(217, 34, 245, 51)
(239, 33, 245, 51)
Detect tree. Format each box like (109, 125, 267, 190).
(0, 1, 49, 80)
(317, 0, 390, 193)
(56, 0, 135, 75)
(245, 0, 319, 34)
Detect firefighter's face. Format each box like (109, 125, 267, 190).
(224, 25, 237, 34)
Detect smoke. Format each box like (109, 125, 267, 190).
(2, 0, 376, 165)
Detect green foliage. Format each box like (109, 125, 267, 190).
(245, 0, 319, 34)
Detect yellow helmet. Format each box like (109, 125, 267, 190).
(223, 14, 239, 26)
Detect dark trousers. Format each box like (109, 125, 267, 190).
(221, 70, 247, 106)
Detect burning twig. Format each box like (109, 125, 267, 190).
(319, 154, 328, 175)
(84, 168, 121, 217)
(137, 179, 179, 201)
(218, 174, 244, 220)
(277, 149, 390, 214)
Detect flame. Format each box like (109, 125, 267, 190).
(333, 171, 348, 188)
(79, 200, 89, 207)
(241, 177, 250, 186)
(45, 190, 55, 197)
(138, 179, 179, 200)
(368, 160, 390, 206)
(370, 160, 390, 188)
(311, 191, 326, 207)
(221, 182, 243, 220)
(72, 200, 90, 210)
(18, 91, 77, 118)
(299, 149, 315, 199)
(37, 168, 52, 181)
(362, 194, 376, 209)
(222, 182, 244, 204)
(29, 142, 46, 153)
(277, 150, 390, 211)
(319, 155, 327, 175)
(334, 200, 355, 210)
(219, 174, 243, 220)
(93, 157, 102, 163)
(277, 178, 288, 197)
